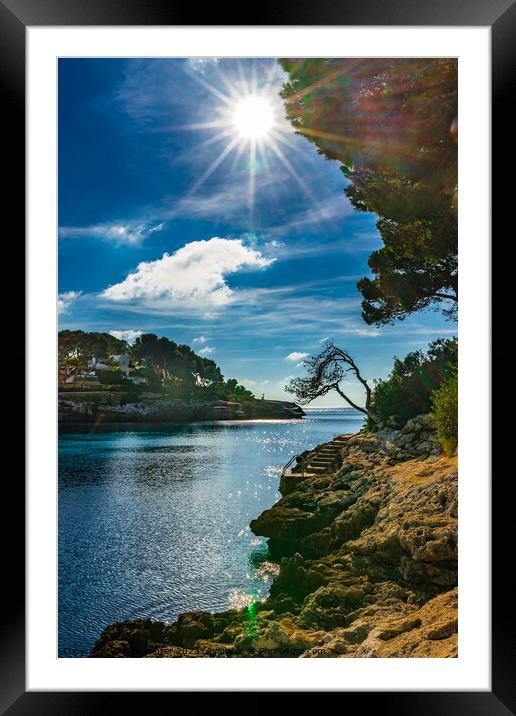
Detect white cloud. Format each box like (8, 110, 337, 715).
(109, 329, 143, 344)
(101, 237, 274, 309)
(285, 351, 310, 362)
(193, 335, 207, 344)
(241, 379, 256, 386)
(59, 222, 165, 245)
(58, 291, 81, 315)
(198, 346, 215, 355)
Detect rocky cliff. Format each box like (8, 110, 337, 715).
(58, 393, 305, 424)
(91, 415, 458, 658)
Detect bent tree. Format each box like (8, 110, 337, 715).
(286, 341, 378, 424)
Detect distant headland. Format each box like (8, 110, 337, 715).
(58, 330, 304, 424)
(58, 392, 304, 425)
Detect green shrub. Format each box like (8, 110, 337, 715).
(96, 368, 125, 385)
(431, 371, 458, 455)
(370, 337, 457, 427)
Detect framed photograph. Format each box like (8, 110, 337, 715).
(4, 0, 508, 706)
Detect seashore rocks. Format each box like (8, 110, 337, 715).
(91, 414, 458, 659)
(58, 394, 305, 424)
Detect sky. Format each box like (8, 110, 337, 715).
(58, 58, 455, 406)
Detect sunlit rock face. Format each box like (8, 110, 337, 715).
(91, 416, 458, 659)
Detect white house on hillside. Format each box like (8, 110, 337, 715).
(110, 354, 131, 376)
(87, 354, 131, 376)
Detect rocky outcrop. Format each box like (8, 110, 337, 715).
(91, 415, 457, 658)
(58, 394, 305, 424)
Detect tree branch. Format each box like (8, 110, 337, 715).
(432, 292, 458, 302)
(333, 384, 368, 415)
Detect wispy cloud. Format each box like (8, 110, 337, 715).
(285, 351, 309, 362)
(101, 237, 274, 310)
(348, 327, 381, 337)
(165, 168, 285, 224)
(267, 194, 355, 237)
(114, 59, 185, 125)
(193, 335, 207, 344)
(59, 221, 165, 245)
(186, 58, 220, 75)
(58, 290, 81, 314)
(198, 345, 215, 355)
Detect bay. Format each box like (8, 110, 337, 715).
(58, 407, 364, 656)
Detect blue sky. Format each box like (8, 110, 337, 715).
(58, 58, 454, 405)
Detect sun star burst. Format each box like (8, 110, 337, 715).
(178, 62, 312, 223)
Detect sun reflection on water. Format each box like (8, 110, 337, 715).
(228, 589, 254, 611)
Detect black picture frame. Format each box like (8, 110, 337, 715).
(3, 0, 507, 708)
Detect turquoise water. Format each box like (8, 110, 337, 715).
(58, 408, 364, 657)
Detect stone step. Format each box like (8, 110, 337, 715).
(305, 465, 330, 473)
(310, 458, 336, 465)
(283, 473, 324, 482)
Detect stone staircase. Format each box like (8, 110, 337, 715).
(292, 434, 351, 477)
(279, 434, 351, 496)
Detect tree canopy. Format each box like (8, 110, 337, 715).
(58, 330, 127, 373)
(279, 58, 458, 325)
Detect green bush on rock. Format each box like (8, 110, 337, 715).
(368, 337, 457, 428)
(431, 370, 458, 455)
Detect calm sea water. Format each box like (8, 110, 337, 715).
(58, 407, 364, 657)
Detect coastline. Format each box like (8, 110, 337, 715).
(58, 393, 305, 425)
(91, 414, 458, 658)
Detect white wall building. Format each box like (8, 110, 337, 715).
(110, 354, 131, 376)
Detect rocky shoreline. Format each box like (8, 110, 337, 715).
(58, 393, 305, 424)
(91, 414, 458, 658)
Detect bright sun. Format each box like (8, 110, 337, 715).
(181, 68, 307, 210)
(232, 95, 275, 140)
